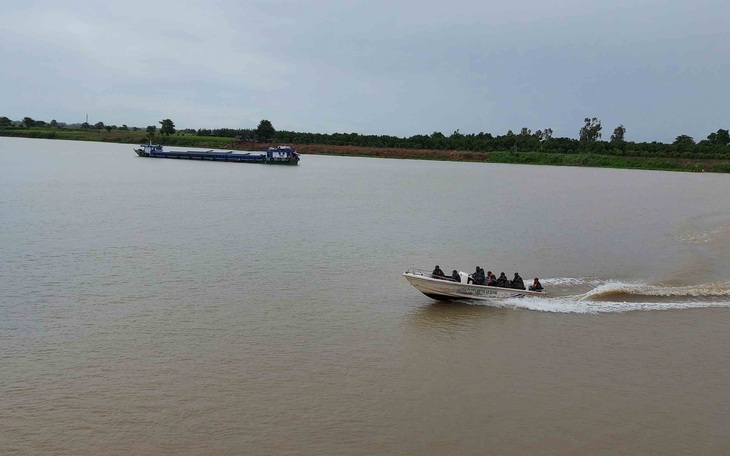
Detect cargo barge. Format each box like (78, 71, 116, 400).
(134, 144, 299, 165)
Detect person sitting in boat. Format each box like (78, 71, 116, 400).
(467, 267, 476, 284)
(496, 272, 509, 287)
(486, 271, 497, 286)
(432, 265, 445, 278)
(451, 270, 461, 283)
(529, 278, 543, 292)
(475, 267, 486, 285)
(512, 272, 526, 290)
(467, 266, 483, 284)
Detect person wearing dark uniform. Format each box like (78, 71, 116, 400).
(471, 267, 486, 285)
(451, 270, 461, 282)
(496, 272, 509, 287)
(512, 272, 525, 290)
(529, 278, 543, 291)
(432, 265, 445, 278)
(466, 266, 482, 285)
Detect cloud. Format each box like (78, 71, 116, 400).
(1, 0, 729, 141)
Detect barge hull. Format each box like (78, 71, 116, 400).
(134, 145, 299, 165)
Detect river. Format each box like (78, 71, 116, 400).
(1, 137, 729, 454)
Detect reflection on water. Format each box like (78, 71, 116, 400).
(407, 301, 510, 334)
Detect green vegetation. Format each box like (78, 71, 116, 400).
(159, 119, 175, 136)
(1, 116, 729, 172)
(579, 117, 602, 142)
(255, 119, 276, 142)
(0, 126, 233, 148)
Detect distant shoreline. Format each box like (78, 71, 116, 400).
(286, 143, 728, 173)
(2, 129, 728, 173)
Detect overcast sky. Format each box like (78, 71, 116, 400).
(1, 0, 728, 142)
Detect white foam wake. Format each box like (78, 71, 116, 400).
(492, 296, 729, 314)
(578, 280, 730, 300)
(478, 278, 730, 314)
(541, 277, 604, 287)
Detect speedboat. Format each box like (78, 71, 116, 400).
(403, 268, 544, 301)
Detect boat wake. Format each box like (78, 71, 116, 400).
(478, 277, 730, 314)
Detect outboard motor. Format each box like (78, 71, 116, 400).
(459, 271, 470, 284)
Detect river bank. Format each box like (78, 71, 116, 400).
(284, 143, 729, 172)
(2, 128, 729, 172)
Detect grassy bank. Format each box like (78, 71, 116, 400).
(291, 144, 730, 172)
(0, 128, 233, 148)
(2, 128, 729, 173)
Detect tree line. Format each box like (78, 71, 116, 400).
(3, 115, 729, 159)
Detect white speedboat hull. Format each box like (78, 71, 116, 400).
(403, 270, 544, 301)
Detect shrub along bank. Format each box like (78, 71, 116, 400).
(2, 128, 729, 173)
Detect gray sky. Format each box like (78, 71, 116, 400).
(2, 0, 728, 142)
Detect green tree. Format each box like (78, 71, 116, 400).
(539, 128, 553, 141)
(159, 118, 176, 136)
(579, 117, 602, 141)
(255, 119, 276, 142)
(718, 129, 730, 145)
(22, 117, 36, 127)
(533, 128, 552, 150)
(50, 119, 58, 128)
(674, 135, 694, 145)
(0, 116, 12, 127)
(94, 121, 105, 130)
(81, 122, 90, 129)
(105, 126, 112, 133)
(146, 125, 157, 141)
(673, 134, 695, 154)
(707, 129, 730, 145)
(610, 124, 626, 143)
